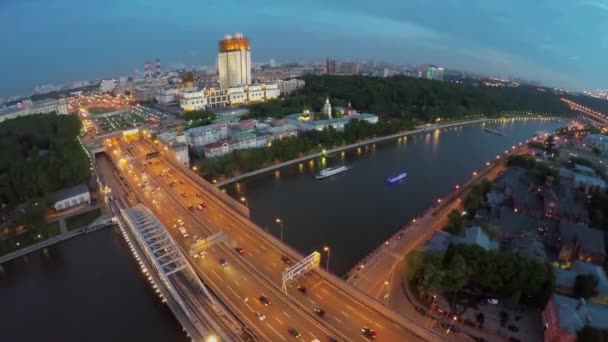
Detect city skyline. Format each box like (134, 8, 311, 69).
(1, 0, 607, 97)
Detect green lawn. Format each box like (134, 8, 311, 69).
(0, 221, 62, 257)
(66, 208, 102, 231)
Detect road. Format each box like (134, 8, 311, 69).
(102, 136, 434, 341)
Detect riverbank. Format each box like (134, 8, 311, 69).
(216, 116, 559, 187)
(0, 211, 112, 265)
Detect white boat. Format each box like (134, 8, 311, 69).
(387, 172, 407, 183)
(315, 166, 348, 179)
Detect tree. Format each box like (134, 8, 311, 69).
(441, 254, 471, 292)
(443, 210, 464, 235)
(578, 326, 608, 342)
(420, 262, 444, 293)
(574, 274, 599, 299)
(406, 251, 425, 280)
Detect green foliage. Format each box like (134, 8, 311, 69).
(463, 179, 493, 218)
(508, 154, 558, 183)
(443, 210, 464, 235)
(407, 244, 555, 307)
(0, 114, 90, 208)
(180, 109, 217, 129)
(248, 75, 574, 120)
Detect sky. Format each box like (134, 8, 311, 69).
(0, 0, 606, 97)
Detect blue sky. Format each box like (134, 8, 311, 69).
(0, 0, 606, 97)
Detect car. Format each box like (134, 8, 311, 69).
(415, 306, 426, 315)
(235, 247, 244, 255)
(281, 256, 292, 265)
(254, 311, 266, 321)
(152, 199, 159, 205)
(259, 295, 271, 306)
(327, 338, 338, 342)
(219, 258, 228, 268)
(361, 327, 377, 340)
(195, 193, 202, 198)
(200, 202, 207, 208)
(313, 308, 326, 317)
(168, 169, 174, 173)
(288, 328, 301, 339)
(197, 205, 203, 211)
(177, 218, 184, 225)
(159, 173, 164, 177)
(199, 251, 207, 258)
(180, 193, 187, 198)
(193, 235, 202, 242)
(188, 205, 194, 211)
(179, 180, 184, 184)
(297, 285, 307, 294)
(487, 298, 499, 305)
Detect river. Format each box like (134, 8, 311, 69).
(224, 118, 567, 276)
(0, 227, 188, 342)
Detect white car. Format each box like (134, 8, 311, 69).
(487, 298, 499, 305)
(255, 312, 266, 321)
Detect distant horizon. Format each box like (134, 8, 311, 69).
(1, 0, 605, 98)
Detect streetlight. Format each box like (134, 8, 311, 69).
(192, 166, 198, 171)
(275, 217, 284, 241)
(205, 335, 218, 342)
(240, 197, 248, 207)
(323, 246, 331, 272)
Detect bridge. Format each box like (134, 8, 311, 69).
(96, 134, 449, 341)
(120, 204, 251, 342)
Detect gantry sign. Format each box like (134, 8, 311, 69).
(281, 251, 321, 294)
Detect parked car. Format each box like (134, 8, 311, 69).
(281, 256, 292, 265)
(297, 285, 307, 294)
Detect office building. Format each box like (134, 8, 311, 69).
(426, 65, 444, 81)
(278, 79, 305, 94)
(0, 98, 69, 123)
(341, 62, 360, 75)
(218, 33, 251, 88)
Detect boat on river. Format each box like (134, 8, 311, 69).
(387, 172, 407, 183)
(315, 166, 348, 179)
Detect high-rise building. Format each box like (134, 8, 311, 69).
(218, 33, 252, 88)
(426, 65, 444, 81)
(341, 62, 360, 75)
(326, 59, 338, 74)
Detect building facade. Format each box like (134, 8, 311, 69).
(53, 184, 91, 211)
(0, 98, 69, 123)
(218, 33, 251, 88)
(278, 79, 305, 94)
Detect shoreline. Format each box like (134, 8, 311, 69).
(215, 116, 560, 187)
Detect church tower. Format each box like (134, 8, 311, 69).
(322, 97, 332, 120)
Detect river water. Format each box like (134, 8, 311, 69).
(0, 118, 565, 341)
(224, 119, 566, 276)
(0, 227, 188, 342)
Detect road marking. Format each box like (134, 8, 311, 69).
(233, 280, 240, 287)
(265, 265, 272, 272)
(373, 321, 384, 329)
(259, 244, 267, 251)
(314, 293, 323, 300)
(333, 316, 343, 324)
(271, 262, 277, 267)
(241, 274, 248, 281)
(310, 281, 323, 291)
(321, 288, 329, 295)
(283, 311, 291, 318)
(274, 317, 284, 325)
(244, 302, 255, 313)
(254, 248, 261, 254)
(266, 323, 286, 341)
(306, 298, 316, 305)
(340, 311, 350, 318)
(392, 323, 402, 329)
(226, 285, 240, 299)
(346, 304, 355, 311)
(210, 270, 223, 282)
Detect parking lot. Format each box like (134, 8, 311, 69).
(93, 106, 169, 133)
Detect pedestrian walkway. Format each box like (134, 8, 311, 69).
(58, 218, 68, 234)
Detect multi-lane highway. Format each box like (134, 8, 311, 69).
(99, 135, 438, 341)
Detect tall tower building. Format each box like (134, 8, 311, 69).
(218, 33, 251, 88)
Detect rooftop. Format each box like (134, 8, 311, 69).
(555, 261, 608, 295)
(455, 226, 499, 251)
(559, 221, 605, 254)
(553, 295, 608, 333)
(54, 183, 89, 202)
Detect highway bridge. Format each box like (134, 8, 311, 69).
(95, 134, 448, 341)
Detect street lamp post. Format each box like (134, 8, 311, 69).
(275, 218, 284, 241)
(323, 246, 330, 272)
(240, 196, 248, 207)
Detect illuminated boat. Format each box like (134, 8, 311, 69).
(387, 172, 407, 183)
(315, 166, 348, 179)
